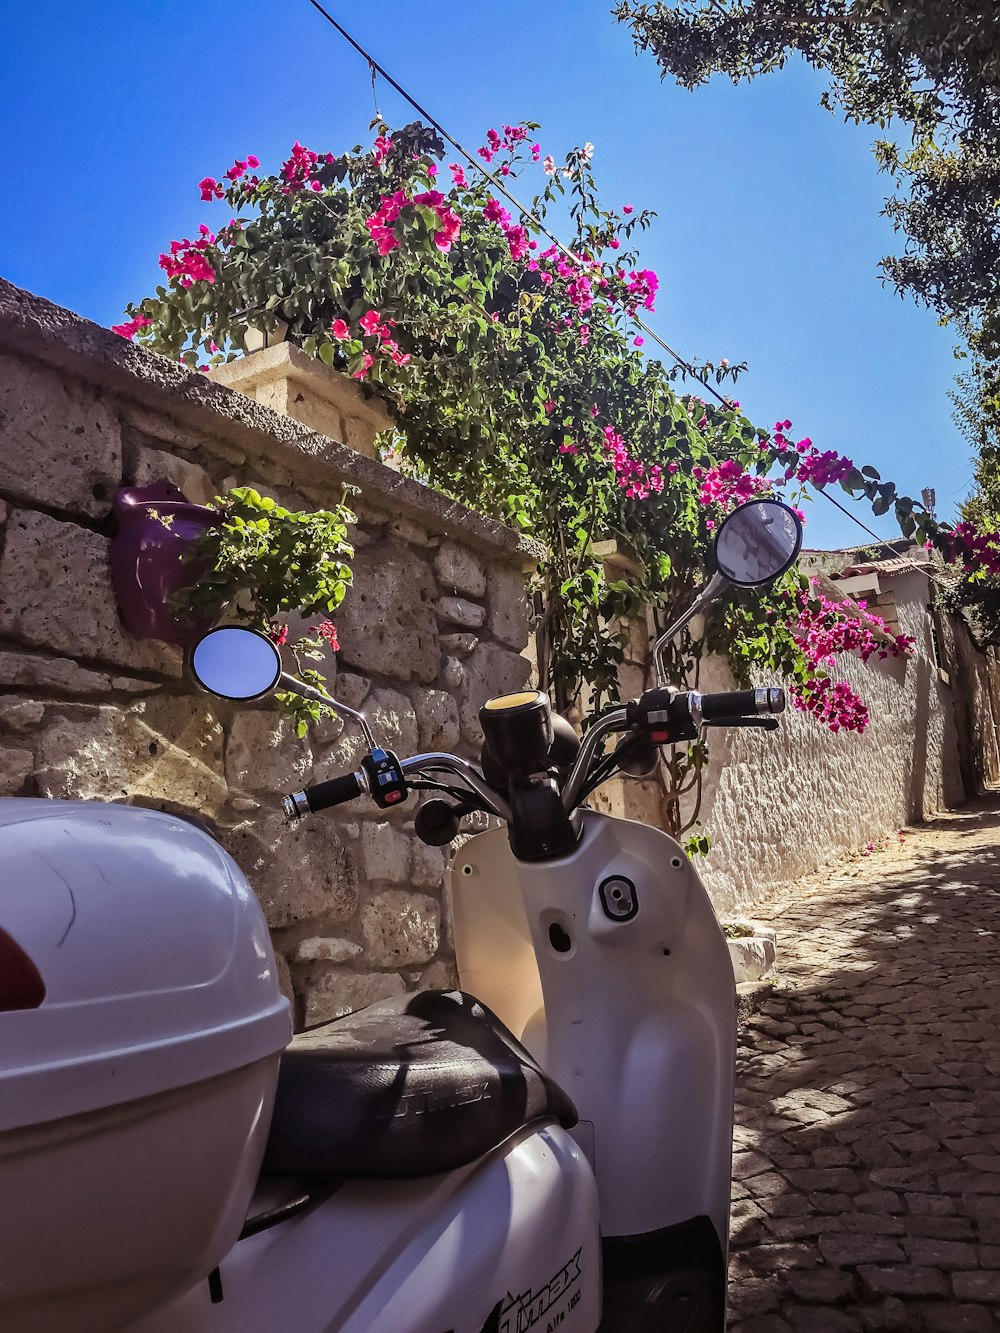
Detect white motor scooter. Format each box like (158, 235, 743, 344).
(0, 498, 802, 1333)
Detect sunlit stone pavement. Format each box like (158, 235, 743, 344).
(728, 796, 1000, 1333)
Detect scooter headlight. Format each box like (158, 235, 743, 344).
(480, 690, 553, 777)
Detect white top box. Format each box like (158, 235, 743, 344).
(0, 798, 291, 1133)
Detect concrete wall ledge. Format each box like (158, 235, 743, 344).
(0, 279, 542, 571)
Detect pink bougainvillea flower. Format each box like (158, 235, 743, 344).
(280, 141, 319, 193)
(246, 154, 260, 169)
(330, 318, 350, 339)
(449, 162, 468, 188)
(531, 144, 541, 161)
(198, 176, 223, 201)
(353, 352, 375, 380)
(483, 197, 511, 225)
(542, 154, 556, 175)
(633, 336, 644, 347)
(622, 204, 633, 214)
(111, 313, 152, 340)
(359, 309, 382, 336)
(372, 134, 393, 167)
(268, 622, 289, 647)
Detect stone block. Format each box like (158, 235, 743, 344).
(361, 822, 413, 884)
(0, 350, 121, 518)
(420, 959, 459, 990)
(0, 697, 45, 732)
(487, 564, 531, 650)
(434, 541, 486, 598)
(444, 657, 465, 690)
(274, 952, 295, 1006)
(459, 642, 532, 744)
(295, 936, 363, 963)
(410, 687, 460, 752)
(0, 649, 150, 696)
(124, 438, 217, 506)
(361, 889, 440, 966)
(336, 543, 439, 683)
(221, 812, 360, 930)
(0, 745, 33, 794)
(34, 697, 227, 812)
(412, 840, 447, 888)
(440, 633, 478, 656)
(298, 967, 406, 1025)
(207, 343, 392, 459)
(0, 509, 182, 677)
(437, 596, 486, 630)
(227, 709, 312, 793)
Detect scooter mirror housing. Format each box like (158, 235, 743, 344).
(189, 626, 379, 750)
(189, 626, 282, 701)
(713, 498, 803, 588)
(651, 497, 804, 687)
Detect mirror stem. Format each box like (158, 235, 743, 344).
(651, 571, 727, 687)
(277, 671, 376, 750)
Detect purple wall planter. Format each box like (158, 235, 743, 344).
(111, 482, 220, 645)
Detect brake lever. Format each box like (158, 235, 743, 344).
(703, 717, 780, 730)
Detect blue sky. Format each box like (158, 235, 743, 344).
(0, 1, 970, 549)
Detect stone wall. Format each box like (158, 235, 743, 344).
(0, 279, 539, 1027)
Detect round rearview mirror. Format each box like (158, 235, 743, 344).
(714, 499, 803, 588)
(189, 626, 282, 701)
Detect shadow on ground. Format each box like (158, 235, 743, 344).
(728, 794, 1000, 1333)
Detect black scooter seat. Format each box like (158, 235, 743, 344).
(261, 989, 577, 1179)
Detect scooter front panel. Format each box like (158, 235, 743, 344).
(451, 812, 736, 1251)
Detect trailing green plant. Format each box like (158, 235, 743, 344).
(170, 486, 355, 734)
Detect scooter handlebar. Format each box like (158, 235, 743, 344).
(283, 771, 364, 820)
(699, 687, 785, 722)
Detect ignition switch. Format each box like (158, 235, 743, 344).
(598, 875, 638, 922)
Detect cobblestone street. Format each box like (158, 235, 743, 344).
(729, 795, 1000, 1333)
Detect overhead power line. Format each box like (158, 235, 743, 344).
(303, 0, 907, 558)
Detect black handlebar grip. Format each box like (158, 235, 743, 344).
(699, 688, 785, 722)
(284, 772, 362, 819)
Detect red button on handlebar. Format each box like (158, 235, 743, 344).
(384, 791, 403, 804)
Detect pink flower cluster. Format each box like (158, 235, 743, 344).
(367, 189, 462, 256)
(331, 308, 410, 377)
(602, 426, 664, 500)
(373, 135, 393, 168)
(112, 312, 152, 340)
(790, 677, 870, 734)
(623, 268, 658, 314)
(477, 124, 529, 164)
(697, 459, 770, 510)
(226, 154, 260, 183)
(483, 197, 530, 258)
(939, 522, 1000, 576)
(199, 156, 262, 200)
(792, 589, 914, 669)
(280, 142, 323, 193)
(769, 421, 856, 489)
(159, 226, 216, 288)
